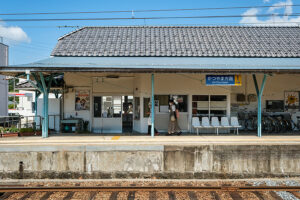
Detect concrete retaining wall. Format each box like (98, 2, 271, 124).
(0, 145, 299, 179)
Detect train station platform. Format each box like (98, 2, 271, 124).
(1, 135, 300, 146)
(0, 135, 299, 180)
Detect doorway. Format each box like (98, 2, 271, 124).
(122, 96, 133, 133)
(92, 95, 133, 133)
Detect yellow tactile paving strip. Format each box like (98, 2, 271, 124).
(111, 136, 120, 140)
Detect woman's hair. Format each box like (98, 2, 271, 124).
(76, 97, 80, 102)
(169, 99, 174, 104)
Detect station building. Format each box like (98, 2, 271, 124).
(1, 26, 300, 136)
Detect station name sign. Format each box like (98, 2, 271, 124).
(206, 75, 242, 86)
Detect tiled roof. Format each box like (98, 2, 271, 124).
(51, 26, 300, 58)
(16, 81, 35, 89)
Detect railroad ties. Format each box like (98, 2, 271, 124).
(0, 185, 300, 199)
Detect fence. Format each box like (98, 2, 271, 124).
(0, 115, 60, 133)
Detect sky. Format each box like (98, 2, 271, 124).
(0, 0, 300, 65)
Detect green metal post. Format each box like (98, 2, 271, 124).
(151, 74, 155, 138)
(252, 74, 267, 137)
(44, 91, 49, 138)
(39, 72, 48, 138)
(42, 92, 45, 135)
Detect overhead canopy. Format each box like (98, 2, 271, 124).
(1, 57, 300, 75)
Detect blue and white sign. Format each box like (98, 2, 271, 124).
(206, 75, 242, 86)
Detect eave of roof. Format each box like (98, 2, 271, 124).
(1, 57, 300, 75)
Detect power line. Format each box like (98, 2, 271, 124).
(0, 4, 299, 15)
(1, 13, 300, 22)
(9, 21, 300, 29)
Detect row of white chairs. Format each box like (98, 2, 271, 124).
(192, 116, 242, 135)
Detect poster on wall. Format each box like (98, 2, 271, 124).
(75, 90, 90, 111)
(284, 91, 299, 109)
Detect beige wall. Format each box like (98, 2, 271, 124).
(63, 72, 300, 133)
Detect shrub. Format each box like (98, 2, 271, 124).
(20, 128, 34, 133)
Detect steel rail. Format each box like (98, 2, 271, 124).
(0, 186, 300, 192)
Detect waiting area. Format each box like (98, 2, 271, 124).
(192, 116, 242, 135)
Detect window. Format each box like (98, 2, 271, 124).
(94, 97, 102, 117)
(154, 95, 169, 112)
(192, 95, 209, 115)
(171, 95, 188, 112)
(112, 96, 122, 117)
(192, 95, 227, 117)
(32, 102, 36, 113)
(210, 95, 227, 101)
(143, 98, 150, 118)
(94, 96, 121, 118)
(144, 95, 188, 117)
(134, 97, 140, 120)
(122, 96, 133, 114)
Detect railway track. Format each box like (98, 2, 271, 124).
(0, 185, 300, 200)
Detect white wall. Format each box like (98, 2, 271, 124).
(17, 90, 35, 116)
(37, 94, 61, 132)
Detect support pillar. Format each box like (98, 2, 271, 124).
(39, 72, 48, 138)
(252, 74, 267, 137)
(27, 72, 56, 138)
(151, 74, 155, 138)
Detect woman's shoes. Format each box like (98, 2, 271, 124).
(166, 132, 182, 136)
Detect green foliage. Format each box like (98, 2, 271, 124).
(8, 96, 19, 104)
(8, 78, 19, 92)
(19, 127, 34, 133)
(9, 126, 19, 133)
(8, 104, 14, 109)
(0, 126, 19, 133)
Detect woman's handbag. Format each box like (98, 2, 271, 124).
(170, 115, 176, 121)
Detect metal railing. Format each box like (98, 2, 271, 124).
(0, 115, 61, 132)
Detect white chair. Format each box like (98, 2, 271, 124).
(221, 117, 232, 134)
(231, 116, 242, 135)
(211, 117, 221, 135)
(192, 117, 202, 135)
(201, 117, 213, 134)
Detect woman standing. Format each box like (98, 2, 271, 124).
(168, 99, 182, 136)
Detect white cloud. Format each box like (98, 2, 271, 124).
(0, 24, 30, 43)
(240, 8, 261, 24)
(268, 0, 293, 16)
(240, 0, 300, 26)
(263, 0, 271, 2)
